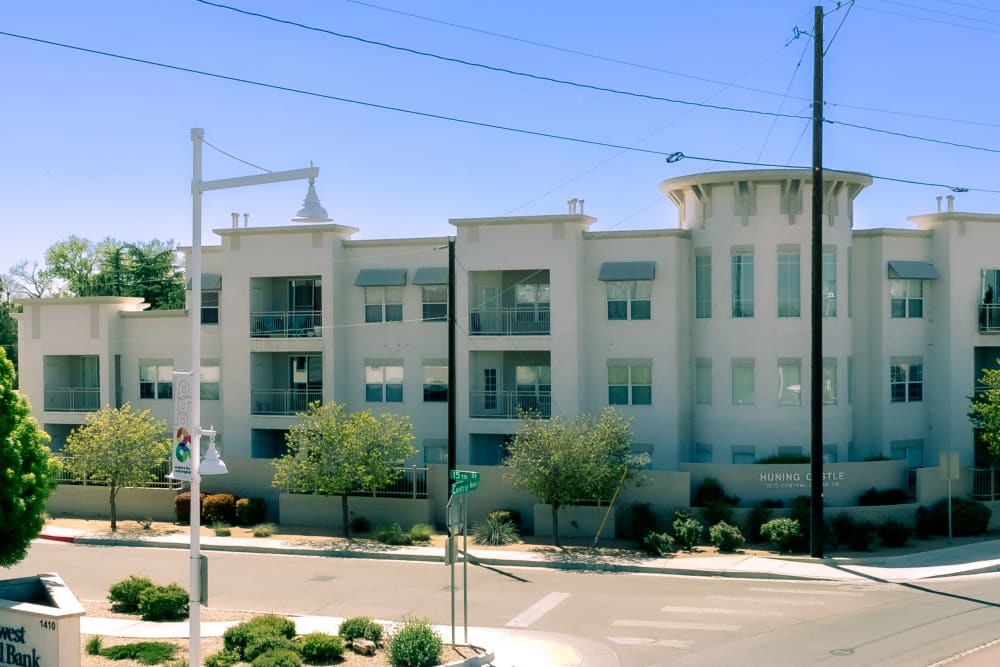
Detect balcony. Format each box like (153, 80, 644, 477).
(251, 311, 322, 338)
(44, 388, 100, 412)
(251, 388, 323, 416)
(469, 390, 551, 419)
(469, 306, 550, 336)
(979, 303, 1000, 333)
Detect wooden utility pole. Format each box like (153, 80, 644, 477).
(810, 4, 825, 559)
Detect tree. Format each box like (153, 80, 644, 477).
(504, 408, 648, 546)
(44, 236, 101, 296)
(63, 404, 170, 532)
(969, 361, 1000, 460)
(0, 346, 58, 567)
(272, 402, 416, 538)
(8, 260, 54, 298)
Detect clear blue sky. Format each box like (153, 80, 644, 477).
(2, 0, 998, 275)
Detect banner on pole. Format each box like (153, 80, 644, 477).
(171, 372, 193, 480)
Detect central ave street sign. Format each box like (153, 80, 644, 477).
(450, 469, 480, 494)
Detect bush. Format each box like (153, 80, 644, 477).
(746, 503, 775, 543)
(253, 523, 276, 538)
(212, 521, 231, 537)
(100, 641, 177, 663)
(864, 454, 891, 461)
(236, 498, 268, 526)
(877, 518, 913, 547)
(174, 492, 204, 523)
(915, 505, 933, 539)
(108, 575, 155, 613)
(202, 493, 238, 525)
(205, 649, 241, 667)
(625, 503, 662, 543)
(388, 618, 443, 667)
(788, 496, 812, 552)
(338, 616, 384, 644)
(760, 518, 802, 552)
(251, 649, 302, 667)
(709, 521, 745, 552)
(692, 478, 738, 507)
(858, 487, 909, 506)
(376, 523, 414, 546)
(829, 513, 855, 549)
(827, 514, 875, 552)
(921, 498, 992, 537)
(757, 455, 810, 464)
(245, 635, 300, 662)
(297, 632, 344, 662)
(700, 500, 734, 527)
(642, 531, 676, 556)
(86, 637, 102, 655)
(473, 514, 520, 546)
(488, 509, 522, 530)
(671, 511, 703, 550)
(846, 520, 876, 551)
(224, 616, 297, 659)
(138, 583, 189, 621)
(350, 514, 371, 534)
(408, 524, 434, 543)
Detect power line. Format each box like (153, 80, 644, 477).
(1, 30, 997, 196)
(854, 3, 1000, 34)
(202, 138, 272, 173)
(195, 1, 1000, 156)
(824, 0, 856, 55)
(870, 0, 1000, 26)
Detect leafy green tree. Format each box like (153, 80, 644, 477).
(0, 282, 17, 379)
(272, 402, 416, 538)
(63, 404, 170, 532)
(0, 346, 58, 567)
(44, 235, 101, 296)
(504, 408, 648, 546)
(969, 361, 1000, 459)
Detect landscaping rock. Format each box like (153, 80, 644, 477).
(351, 638, 376, 656)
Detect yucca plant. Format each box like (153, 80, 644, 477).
(472, 514, 520, 546)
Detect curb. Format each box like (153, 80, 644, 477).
(38, 533, 77, 544)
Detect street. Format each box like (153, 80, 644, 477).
(9, 541, 1000, 666)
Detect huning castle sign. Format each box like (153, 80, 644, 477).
(759, 470, 846, 490)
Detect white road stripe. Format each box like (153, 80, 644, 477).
(707, 595, 828, 606)
(505, 592, 571, 628)
(660, 605, 784, 617)
(613, 619, 741, 632)
(606, 636, 693, 648)
(750, 587, 863, 597)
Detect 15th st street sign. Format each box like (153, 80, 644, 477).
(450, 469, 480, 495)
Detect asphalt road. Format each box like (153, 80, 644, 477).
(10, 541, 1000, 666)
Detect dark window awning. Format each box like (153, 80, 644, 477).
(888, 261, 940, 280)
(354, 268, 407, 287)
(185, 273, 222, 290)
(598, 261, 656, 282)
(412, 267, 449, 285)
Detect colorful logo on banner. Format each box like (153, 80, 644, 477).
(171, 372, 193, 480)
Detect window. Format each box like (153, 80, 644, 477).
(981, 269, 999, 330)
(695, 358, 712, 405)
(890, 360, 923, 402)
(422, 285, 448, 322)
(366, 364, 403, 402)
(890, 279, 923, 318)
(777, 251, 800, 317)
(201, 290, 219, 325)
(139, 362, 173, 399)
(606, 281, 651, 320)
(777, 359, 801, 406)
(289, 278, 320, 311)
(732, 359, 755, 405)
(515, 365, 551, 414)
(694, 442, 713, 464)
(365, 287, 403, 323)
(422, 363, 448, 402)
(608, 364, 652, 405)
(695, 253, 711, 318)
(251, 429, 288, 459)
(423, 439, 448, 465)
(823, 250, 837, 317)
(890, 439, 924, 467)
(823, 358, 837, 405)
(731, 251, 754, 317)
(201, 363, 220, 400)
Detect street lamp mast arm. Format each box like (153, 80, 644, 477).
(199, 166, 319, 193)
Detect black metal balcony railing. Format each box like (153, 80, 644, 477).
(469, 306, 550, 335)
(979, 303, 1000, 333)
(469, 390, 552, 418)
(44, 387, 100, 412)
(251, 388, 323, 416)
(54, 456, 183, 489)
(251, 311, 322, 338)
(285, 466, 428, 499)
(972, 467, 1000, 500)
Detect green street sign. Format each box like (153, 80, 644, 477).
(450, 469, 480, 494)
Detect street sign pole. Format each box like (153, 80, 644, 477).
(463, 494, 468, 643)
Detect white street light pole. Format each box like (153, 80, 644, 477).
(188, 128, 326, 666)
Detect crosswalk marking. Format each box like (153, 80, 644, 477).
(613, 619, 741, 632)
(750, 587, 863, 597)
(505, 592, 570, 628)
(660, 605, 784, 617)
(606, 636, 693, 648)
(707, 594, 828, 606)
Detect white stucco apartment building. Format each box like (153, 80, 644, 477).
(15, 168, 1000, 504)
